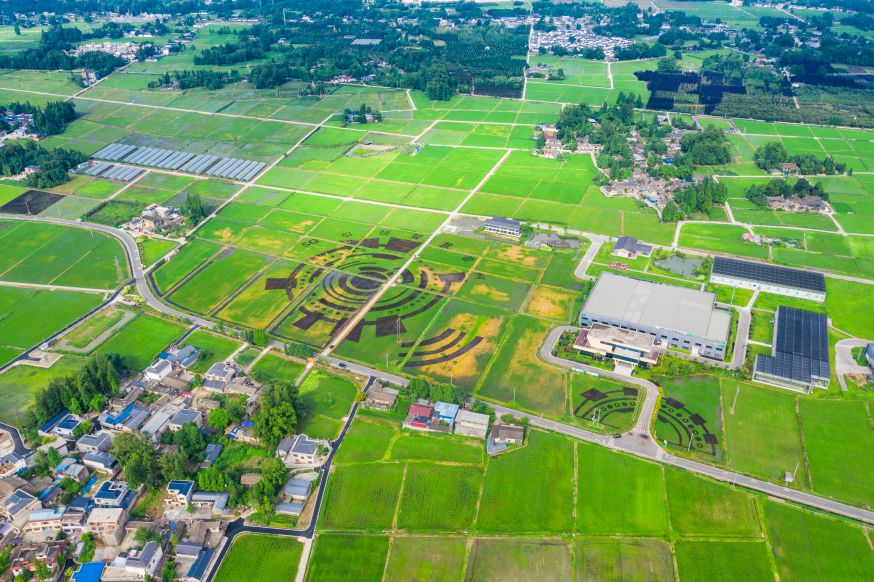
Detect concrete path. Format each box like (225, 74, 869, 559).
(57, 309, 136, 354)
(0, 280, 113, 294)
(835, 338, 872, 392)
(572, 233, 609, 279)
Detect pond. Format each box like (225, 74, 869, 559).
(654, 255, 703, 279)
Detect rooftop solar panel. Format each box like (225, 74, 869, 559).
(755, 306, 829, 384)
(712, 257, 826, 293)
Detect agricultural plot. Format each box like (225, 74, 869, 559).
(463, 152, 673, 244)
(214, 534, 302, 582)
(655, 376, 724, 461)
(260, 141, 500, 211)
(674, 540, 774, 582)
(575, 538, 675, 581)
(419, 121, 534, 149)
(678, 223, 769, 259)
(383, 537, 467, 582)
(0, 354, 86, 426)
(0, 287, 103, 365)
(570, 374, 642, 434)
(0, 222, 128, 289)
(410, 93, 562, 125)
(94, 312, 186, 370)
(466, 538, 572, 582)
(306, 535, 389, 582)
(665, 468, 761, 537)
(764, 501, 874, 581)
(250, 353, 306, 384)
(296, 369, 360, 440)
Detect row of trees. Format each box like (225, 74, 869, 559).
(29, 353, 126, 427)
(407, 378, 469, 405)
(147, 70, 242, 91)
(753, 141, 847, 174)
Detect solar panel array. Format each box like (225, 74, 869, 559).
(712, 256, 826, 293)
(91, 143, 267, 182)
(755, 306, 830, 384)
(81, 162, 143, 182)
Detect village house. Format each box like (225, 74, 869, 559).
(93, 481, 134, 509)
(100, 403, 150, 432)
(432, 402, 460, 430)
(167, 480, 194, 508)
(454, 410, 491, 439)
(144, 359, 173, 383)
(9, 542, 64, 580)
(362, 383, 398, 410)
(76, 430, 114, 454)
(82, 452, 116, 473)
(612, 236, 653, 259)
(281, 478, 312, 503)
(404, 403, 434, 431)
(0, 489, 41, 528)
(86, 507, 129, 545)
(191, 491, 230, 515)
(23, 507, 85, 539)
(110, 541, 163, 578)
(490, 424, 525, 445)
(168, 408, 203, 431)
(203, 362, 236, 391)
(276, 434, 322, 466)
(141, 204, 184, 233)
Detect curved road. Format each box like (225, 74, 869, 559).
(0, 214, 214, 328)
(537, 326, 874, 525)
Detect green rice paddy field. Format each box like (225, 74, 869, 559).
(309, 413, 874, 581)
(656, 376, 874, 509)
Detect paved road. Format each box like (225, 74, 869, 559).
(202, 376, 376, 582)
(0, 280, 113, 294)
(835, 338, 872, 391)
(0, 214, 214, 328)
(571, 233, 609, 279)
(0, 422, 29, 456)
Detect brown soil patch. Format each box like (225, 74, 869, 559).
(471, 283, 510, 302)
(526, 286, 575, 320)
(423, 312, 503, 385)
(493, 245, 539, 268)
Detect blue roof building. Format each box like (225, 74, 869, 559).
(93, 481, 132, 509)
(433, 402, 459, 427)
(71, 562, 106, 582)
(167, 480, 194, 506)
(187, 548, 214, 580)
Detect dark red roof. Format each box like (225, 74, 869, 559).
(408, 404, 433, 417)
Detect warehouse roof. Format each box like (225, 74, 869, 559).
(755, 306, 829, 384)
(582, 273, 730, 343)
(711, 257, 826, 293)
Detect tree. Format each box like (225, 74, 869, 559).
(112, 433, 160, 489)
(34, 561, 51, 581)
(207, 407, 233, 432)
(253, 328, 268, 347)
(182, 192, 206, 226)
(253, 382, 303, 448)
(134, 527, 162, 548)
(197, 466, 228, 491)
(753, 141, 788, 171)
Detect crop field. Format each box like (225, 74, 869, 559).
(0, 353, 86, 425)
(654, 374, 874, 509)
(215, 534, 303, 582)
(312, 410, 870, 581)
(0, 287, 103, 365)
(306, 534, 390, 582)
(0, 220, 128, 289)
(655, 376, 724, 461)
(296, 369, 360, 439)
(259, 141, 500, 211)
(94, 312, 186, 370)
(182, 330, 241, 374)
(677, 223, 769, 259)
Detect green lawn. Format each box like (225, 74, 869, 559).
(0, 354, 87, 426)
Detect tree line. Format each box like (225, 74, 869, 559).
(0, 140, 87, 188)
